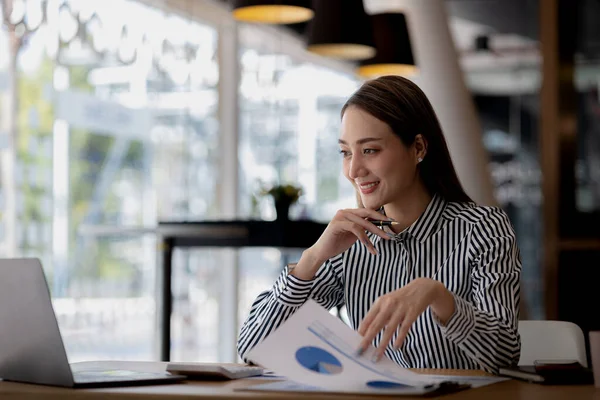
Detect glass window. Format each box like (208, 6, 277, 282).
(0, 0, 219, 362)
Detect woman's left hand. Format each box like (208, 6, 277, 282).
(357, 278, 455, 361)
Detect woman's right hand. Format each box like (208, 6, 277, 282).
(293, 209, 392, 280)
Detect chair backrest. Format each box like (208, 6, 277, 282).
(518, 320, 588, 367)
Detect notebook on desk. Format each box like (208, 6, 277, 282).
(498, 361, 594, 385)
(0, 258, 185, 388)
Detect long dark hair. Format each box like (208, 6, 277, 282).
(341, 75, 473, 203)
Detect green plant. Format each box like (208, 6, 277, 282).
(261, 183, 303, 204)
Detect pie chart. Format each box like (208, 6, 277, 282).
(295, 346, 343, 375)
(366, 380, 412, 389)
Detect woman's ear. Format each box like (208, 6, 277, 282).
(414, 134, 428, 163)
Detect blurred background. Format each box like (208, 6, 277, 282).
(0, 0, 598, 364)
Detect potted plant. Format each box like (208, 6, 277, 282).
(262, 183, 303, 221)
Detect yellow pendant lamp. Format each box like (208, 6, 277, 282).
(357, 13, 418, 78)
(231, 0, 314, 25)
(306, 0, 376, 61)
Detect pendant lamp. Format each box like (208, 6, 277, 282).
(231, 0, 314, 24)
(357, 12, 417, 78)
(306, 0, 376, 61)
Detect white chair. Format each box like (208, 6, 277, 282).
(518, 320, 588, 367)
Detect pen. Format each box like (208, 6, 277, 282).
(366, 219, 399, 227)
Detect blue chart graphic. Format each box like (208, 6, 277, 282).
(295, 346, 343, 375)
(366, 380, 413, 389)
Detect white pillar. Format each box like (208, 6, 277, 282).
(216, 18, 239, 363)
(218, 24, 240, 218)
(364, 0, 497, 206)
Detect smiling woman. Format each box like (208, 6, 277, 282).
(237, 76, 522, 374)
(337, 111, 429, 215)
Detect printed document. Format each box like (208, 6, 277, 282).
(245, 299, 507, 395)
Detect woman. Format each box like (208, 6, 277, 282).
(237, 76, 521, 373)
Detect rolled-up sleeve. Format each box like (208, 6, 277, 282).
(237, 254, 344, 363)
(435, 207, 521, 373)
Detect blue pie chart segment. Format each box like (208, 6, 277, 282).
(295, 346, 343, 375)
(367, 380, 412, 389)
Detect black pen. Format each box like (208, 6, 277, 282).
(366, 219, 399, 227)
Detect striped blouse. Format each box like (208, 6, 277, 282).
(237, 194, 522, 373)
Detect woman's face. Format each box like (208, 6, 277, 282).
(339, 106, 421, 210)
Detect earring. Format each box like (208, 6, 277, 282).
(417, 157, 423, 163)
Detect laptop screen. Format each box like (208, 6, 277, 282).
(0, 258, 75, 387)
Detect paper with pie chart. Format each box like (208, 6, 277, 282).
(246, 299, 452, 394)
(295, 346, 344, 375)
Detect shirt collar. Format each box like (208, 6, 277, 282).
(404, 193, 447, 243)
(372, 193, 447, 244)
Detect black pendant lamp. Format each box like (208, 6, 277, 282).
(306, 0, 376, 61)
(357, 12, 417, 78)
(232, 0, 314, 24)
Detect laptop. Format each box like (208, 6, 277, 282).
(0, 258, 185, 388)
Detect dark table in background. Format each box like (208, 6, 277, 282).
(157, 219, 327, 361)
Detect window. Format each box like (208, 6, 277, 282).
(0, 0, 218, 362)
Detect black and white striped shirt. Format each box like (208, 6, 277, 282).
(237, 194, 521, 373)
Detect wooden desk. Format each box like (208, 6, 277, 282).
(1, 368, 598, 400)
(157, 220, 327, 361)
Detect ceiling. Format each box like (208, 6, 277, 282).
(217, 0, 600, 62)
(147, 0, 600, 94)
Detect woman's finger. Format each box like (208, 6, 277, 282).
(393, 313, 416, 349)
(343, 212, 392, 241)
(374, 310, 405, 360)
(358, 306, 393, 354)
(358, 301, 381, 336)
(354, 228, 378, 255)
(339, 221, 378, 255)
